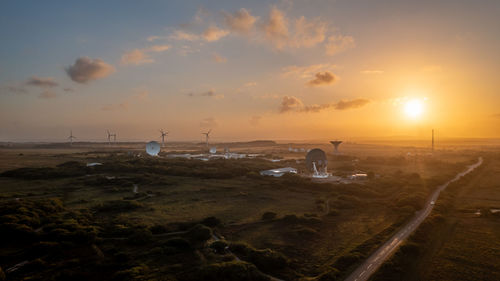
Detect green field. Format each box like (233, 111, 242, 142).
(0, 143, 488, 281)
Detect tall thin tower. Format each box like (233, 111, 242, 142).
(432, 129, 434, 152)
(68, 130, 76, 145)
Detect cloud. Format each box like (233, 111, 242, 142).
(121, 49, 153, 65)
(26, 76, 58, 88)
(325, 34, 355, 56)
(279, 96, 304, 113)
(244, 82, 257, 87)
(169, 30, 200, 41)
(101, 102, 129, 111)
(361, 70, 384, 74)
(291, 16, 326, 48)
(121, 45, 170, 65)
(134, 90, 149, 100)
(200, 117, 218, 128)
(147, 35, 162, 42)
(202, 26, 229, 41)
(63, 87, 74, 92)
(282, 63, 337, 78)
(213, 53, 227, 63)
(250, 115, 261, 127)
(4, 85, 27, 94)
(66, 57, 115, 83)
(263, 7, 289, 49)
(223, 8, 258, 34)
(279, 96, 370, 113)
(307, 71, 337, 86)
(334, 98, 371, 110)
(38, 90, 58, 99)
(188, 89, 224, 99)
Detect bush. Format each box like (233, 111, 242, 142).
(209, 240, 228, 253)
(0, 267, 5, 281)
(187, 261, 270, 281)
(128, 229, 153, 244)
(318, 268, 341, 281)
(261, 212, 277, 221)
(164, 238, 191, 250)
(150, 224, 167, 234)
(201, 216, 221, 227)
(94, 200, 142, 212)
(186, 224, 212, 242)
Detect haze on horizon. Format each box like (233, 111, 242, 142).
(1, 0, 499, 142)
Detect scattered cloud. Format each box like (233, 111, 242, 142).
(134, 90, 149, 100)
(291, 16, 326, 48)
(334, 98, 370, 110)
(26, 76, 58, 88)
(66, 57, 115, 83)
(188, 89, 224, 99)
(200, 117, 218, 128)
(147, 35, 162, 42)
(4, 84, 27, 94)
(282, 63, 337, 78)
(63, 87, 74, 93)
(279, 96, 304, 113)
(307, 71, 337, 86)
(121, 49, 153, 65)
(263, 7, 289, 49)
(38, 90, 58, 99)
(213, 53, 227, 63)
(361, 70, 384, 74)
(244, 82, 257, 87)
(223, 8, 258, 34)
(101, 102, 130, 111)
(325, 34, 355, 56)
(203, 26, 229, 42)
(169, 30, 200, 41)
(279, 96, 370, 113)
(250, 115, 262, 127)
(121, 45, 170, 65)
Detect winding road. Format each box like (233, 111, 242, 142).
(344, 157, 483, 281)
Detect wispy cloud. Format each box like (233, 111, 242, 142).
(212, 52, 227, 63)
(38, 90, 58, 99)
(279, 96, 370, 113)
(325, 34, 355, 56)
(187, 89, 224, 99)
(26, 76, 58, 88)
(202, 26, 229, 41)
(360, 70, 384, 74)
(263, 7, 289, 49)
(282, 63, 337, 78)
(66, 57, 115, 83)
(223, 8, 258, 34)
(121, 45, 170, 65)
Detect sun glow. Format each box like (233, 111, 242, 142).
(404, 99, 424, 119)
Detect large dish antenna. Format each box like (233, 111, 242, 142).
(146, 141, 161, 156)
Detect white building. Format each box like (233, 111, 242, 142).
(260, 167, 298, 177)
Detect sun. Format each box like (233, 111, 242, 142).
(404, 99, 424, 119)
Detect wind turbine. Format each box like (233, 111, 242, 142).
(68, 130, 76, 145)
(160, 129, 168, 147)
(202, 129, 211, 149)
(106, 130, 112, 145)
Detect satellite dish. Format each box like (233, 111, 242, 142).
(146, 141, 161, 156)
(209, 147, 217, 154)
(305, 148, 327, 172)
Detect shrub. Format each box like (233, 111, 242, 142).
(164, 238, 191, 250)
(94, 200, 142, 213)
(186, 224, 212, 242)
(150, 224, 167, 234)
(0, 267, 5, 281)
(261, 212, 277, 221)
(201, 216, 221, 227)
(128, 229, 153, 244)
(318, 268, 341, 281)
(187, 261, 270, 281)
(210, 240, 228, 253)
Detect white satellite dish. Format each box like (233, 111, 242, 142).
(209, 147, 217, 154)
(146, 141, 161, 156)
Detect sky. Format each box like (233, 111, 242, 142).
(1, 0, 499, 142)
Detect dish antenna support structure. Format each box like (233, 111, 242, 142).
(330, 140, 343, 154)
(160, 129, 168, 147)
(68, 130, 76, 145)
(202, 129, 211, 149)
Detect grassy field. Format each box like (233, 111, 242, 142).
(0, 142, 482, 280)
(372, 152, 500, 281)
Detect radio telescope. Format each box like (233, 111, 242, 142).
(146, 141, 161, 156)
(306, 148, 329, 177)
(209, 147, 217, 154)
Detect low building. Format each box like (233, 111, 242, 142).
(260, 167, 298, 177)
